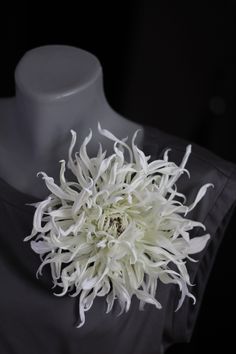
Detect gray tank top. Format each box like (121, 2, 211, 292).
(1, 124, 236, 354)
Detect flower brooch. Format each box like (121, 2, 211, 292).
(24, 122, 213, 328)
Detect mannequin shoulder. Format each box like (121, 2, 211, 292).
(147, 125, 236, 179)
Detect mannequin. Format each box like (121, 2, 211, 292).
(0, 45, 144, 200)
(1, 44, 236, 354)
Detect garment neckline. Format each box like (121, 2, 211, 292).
(0, 123, 160, 213)
(0, 173, 41, 212)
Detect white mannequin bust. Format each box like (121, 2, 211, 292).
(0, 45, 144, 200)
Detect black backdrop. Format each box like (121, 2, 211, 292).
(0, 2, 235, 353)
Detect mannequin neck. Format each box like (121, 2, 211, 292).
(14, 45, 121, 159)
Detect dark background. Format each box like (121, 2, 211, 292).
(0, 2, 235, 353)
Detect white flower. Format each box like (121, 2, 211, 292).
(24, 122, 213, 328)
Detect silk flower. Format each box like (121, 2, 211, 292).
(24, 122, 213, 328)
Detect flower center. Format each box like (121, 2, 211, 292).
(103, 214, 127, 238)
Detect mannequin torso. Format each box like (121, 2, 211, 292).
(0, 45, 144, 200)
